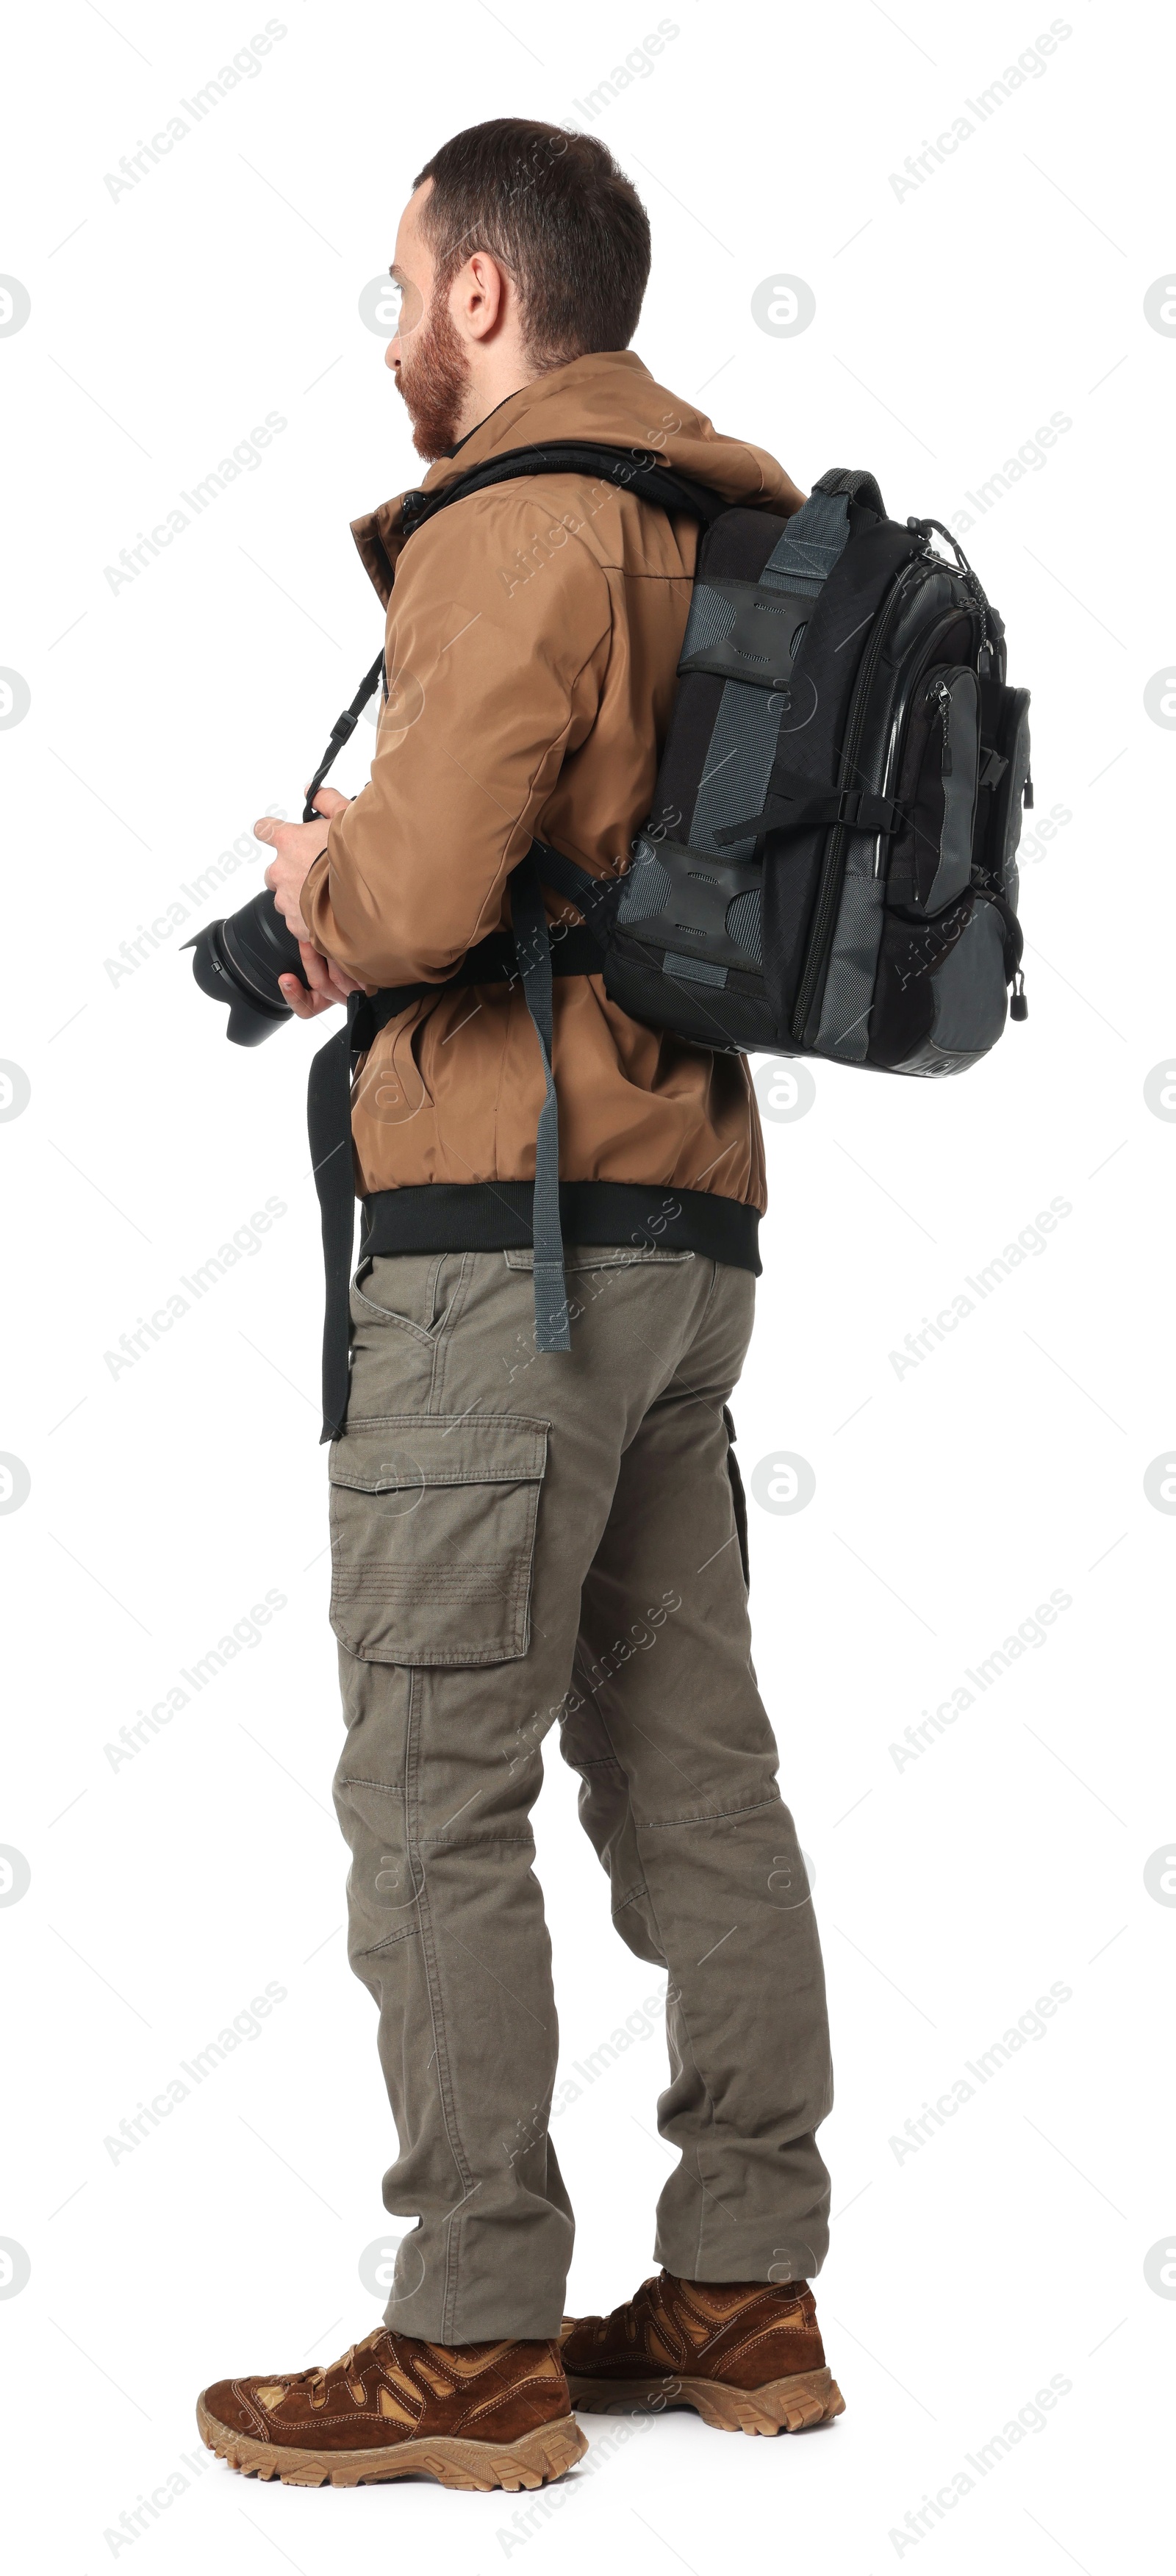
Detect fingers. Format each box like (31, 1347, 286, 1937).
(257, 817, 330, 861)
(268, 900, 311, 940)
(300, 937, 361, 994)
(273, 937, 356, 1016)
(278, 974, 329, 1020)
(250, 805, 353, 1011)
(262, 861, 310, 942)
(312, 952, 364, 998)
(282, 973, 320, 1014)
(298, 943, 334, 1000)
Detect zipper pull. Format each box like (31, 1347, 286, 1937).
(929, 678, 953, 775)
(1010, 969, 1028, 1022)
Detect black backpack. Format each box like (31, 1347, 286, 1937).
(308, 445, 1030, 1414)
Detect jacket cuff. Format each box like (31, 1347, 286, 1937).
(300, 846, 331, 949)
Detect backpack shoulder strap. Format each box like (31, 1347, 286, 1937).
(398, 442, 728, 542)
(530, 836, 616, 927)
(303, 449, 727, 816)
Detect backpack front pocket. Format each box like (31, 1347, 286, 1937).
(975, 678, 1032, 909)
(887, 664, 980, 917)
(870, 891, 1011, 1070)
(329, 1413, 548, 1666)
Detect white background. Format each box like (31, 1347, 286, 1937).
(2, 2, 1172, 2569)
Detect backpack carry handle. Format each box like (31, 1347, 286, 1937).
(812, 465, 887, 520)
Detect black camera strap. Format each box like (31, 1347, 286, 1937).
(301, 648, 387, 824)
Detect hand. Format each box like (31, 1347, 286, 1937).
(254, 785, 348, 938)
(254, 788, 362, 1019)
(281, 940, 364, 1020)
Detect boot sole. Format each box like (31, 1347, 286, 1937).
(564, 2362, 845, 2436)
(196, 2394, 588, 2491)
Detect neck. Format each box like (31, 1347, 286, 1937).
(456, 354, 541, 445)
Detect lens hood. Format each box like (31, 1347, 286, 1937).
(185, 886, 309, 1046)
(184, 916, 293, 1047)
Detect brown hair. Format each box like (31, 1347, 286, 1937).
(412, 119, 650, 368)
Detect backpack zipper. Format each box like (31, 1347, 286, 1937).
(929, 676, 953, 775)
(792, 584, 985, 1044)
(792, 559, 931, 1044)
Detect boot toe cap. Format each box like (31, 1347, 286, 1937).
(200, 2378, 273, 2441)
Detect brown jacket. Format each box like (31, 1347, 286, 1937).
(301, 349, 806, 1230)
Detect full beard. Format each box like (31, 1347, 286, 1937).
(395, 290, 471, 462)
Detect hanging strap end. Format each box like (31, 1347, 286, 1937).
(532, 1262, 573, 1352)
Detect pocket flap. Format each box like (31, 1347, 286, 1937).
(328, 1416, 549, 1667)
(329, 1414, 548, 1496)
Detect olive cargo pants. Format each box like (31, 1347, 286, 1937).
(329, 1243, 832, 2343)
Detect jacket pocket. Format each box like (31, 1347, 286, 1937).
(329, 1413, 548, 1666)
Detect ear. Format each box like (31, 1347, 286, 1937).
(456, 248, 506, 343)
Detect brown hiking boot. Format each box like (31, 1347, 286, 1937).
(561, 2270, 845, 2436)
(197, 2324, 587, 2491)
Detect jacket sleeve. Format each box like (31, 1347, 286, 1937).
(301, 492, 613, 986)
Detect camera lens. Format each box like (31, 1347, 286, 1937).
(185, 889, 307, 1046)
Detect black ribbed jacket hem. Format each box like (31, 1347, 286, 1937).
(358, 1180, 762, 1274)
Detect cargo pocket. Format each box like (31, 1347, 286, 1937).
(329, 1413, 548, 1666)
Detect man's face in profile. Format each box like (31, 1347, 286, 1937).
(384, 182, 471, 462)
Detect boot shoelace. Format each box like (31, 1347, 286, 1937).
(592, 2272, 664, 2346)
(288, 2325, 390, 2409)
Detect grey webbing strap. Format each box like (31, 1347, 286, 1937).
(689, 491, 854, 867)
(510, 850, 571, 1353)
(759, 490, 852, 598)
(692, 688, 784, 861)
(803, 489, 891, 1060)
(764, 492, 886, 1063)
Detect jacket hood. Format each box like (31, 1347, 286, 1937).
(350, 346, 807, 606)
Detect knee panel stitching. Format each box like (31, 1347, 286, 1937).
(638, 1793, 784, 1831)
